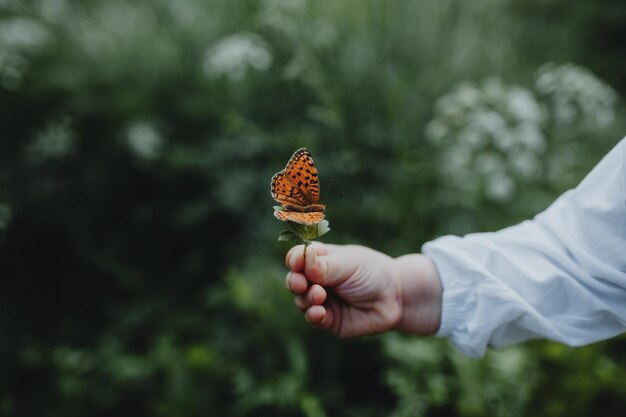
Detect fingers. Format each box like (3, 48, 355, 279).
(286, 243, 357, 287)
(294, 304, 329, 329)
(284, 243, 355, 334)
(305, 304, 336, 333)
(285, 272, 308, 294)
(302, 245, 326, 284)
(292, 284, 327, 308)
(305, 305, 327, 325)
(285, 243, 328, 285)
(285, 243, 329, 272)
(292, 284, 333, 330)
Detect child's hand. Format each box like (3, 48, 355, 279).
(284, 243, 443, 337)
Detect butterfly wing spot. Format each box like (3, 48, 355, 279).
(271, 172, 307, 206)
(282, 149, 321, 204)
(282, 203, 325, 213)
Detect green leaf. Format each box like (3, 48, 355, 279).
(278, 230, 303, 244)
(288, 220, 330, 241)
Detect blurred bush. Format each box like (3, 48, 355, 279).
(1, 1, 625, 416)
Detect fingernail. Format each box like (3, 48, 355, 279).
(284, 272, 291, 288)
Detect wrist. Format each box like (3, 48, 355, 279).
(392, 253, 443, 335)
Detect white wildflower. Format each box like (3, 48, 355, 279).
(475, 152, 505, 176)
(508, 87, 542, 122)
(126, 121, 163, 160)
(493, 129, 517, 152)
(458, 127, 486, 149)
(425, 119, 448, 142)
(456, 84, 482, 108)
(28, 117, 75, 161)
(203, 32, 272, 81)
(535, 62, 618, 128)
(485, 174, 515, 202)
(426, 77, 545, 203)
(516, 123, 546, 153)
(471, 109, 505, 135)
(0, 18, 49, 49)
(443, 144, 472, 171)
(510, 150, 542, 179)
(483, 77, 506, 101)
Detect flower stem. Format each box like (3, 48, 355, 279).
(303, 239, 311, 259)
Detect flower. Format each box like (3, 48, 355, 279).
(274, 206, 330, 247)
(203, 32, 272, 81)
(535, 62, 618, 128)
(126, 121, 163, 160)
(427, 77, 545, 203)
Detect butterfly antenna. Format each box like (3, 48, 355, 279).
(326, 192, 345, 206)
(323, 178, 335, 203)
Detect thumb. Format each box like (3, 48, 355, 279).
(303, 243, 358, 287)
(286, 242, 329, 273)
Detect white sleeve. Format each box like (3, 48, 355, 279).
(422, 138, 626, 358)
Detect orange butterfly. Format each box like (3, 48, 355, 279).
(271, 148, 326, 225)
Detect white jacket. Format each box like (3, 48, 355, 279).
(423, 138, 626, 358)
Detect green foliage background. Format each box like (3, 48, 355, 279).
(1, 1, 625, 416)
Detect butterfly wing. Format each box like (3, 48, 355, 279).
(274, 210, 325, 225)
(271, 148, 321, 207)
(271, 171, 308, 206)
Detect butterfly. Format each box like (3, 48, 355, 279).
(271, 148, 326, 225)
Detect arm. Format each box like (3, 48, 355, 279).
(424, 138, 626, 357)
(284, 138, 626, 358)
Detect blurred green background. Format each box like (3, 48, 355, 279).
(1, 0, 625, 416)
